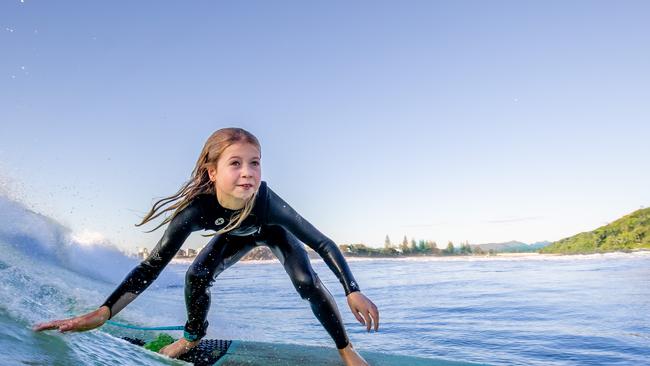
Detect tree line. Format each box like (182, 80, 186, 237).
(338, 235, 497, 257)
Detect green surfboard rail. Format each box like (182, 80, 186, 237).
(213, 340, 489, 366)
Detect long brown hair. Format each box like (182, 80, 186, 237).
(136, 128, 261, 234)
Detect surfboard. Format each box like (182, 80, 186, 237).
(122, 335, 489, 366)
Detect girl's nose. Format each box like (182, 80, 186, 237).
(241, 164, 253, 177)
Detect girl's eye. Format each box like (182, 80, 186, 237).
(231, 161, 240, 166)
(252, 161, 260, 166)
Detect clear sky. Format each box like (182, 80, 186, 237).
(2, 1, 649, 253)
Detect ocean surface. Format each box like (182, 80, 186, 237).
(1, 195, 649, 366)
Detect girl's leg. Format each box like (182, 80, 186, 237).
(184, 234, 256, 340)
(262, 225, 350, 349)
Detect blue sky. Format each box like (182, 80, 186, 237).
(2, 1, 649, 252)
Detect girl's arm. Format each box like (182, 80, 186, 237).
(100, 199, 203, 319)
(265, 186, 360, 295)
(264, 186, 379, 332)
(33, 198, 204, 333)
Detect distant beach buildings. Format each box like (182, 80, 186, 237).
(137, 246, 202, 259)
(137, 247, 149, 259)
(177, 248, 197, 258)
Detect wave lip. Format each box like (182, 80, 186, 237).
(0, 194, 183, 286)
(0, 195, 140, 283)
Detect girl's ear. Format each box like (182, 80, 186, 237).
(207, 166, 217, 182)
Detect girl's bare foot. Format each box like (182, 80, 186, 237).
(338, 343, 369, 366)
(159, 337, 200, 358)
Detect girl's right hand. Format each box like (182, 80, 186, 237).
(32, 306, 110, 333)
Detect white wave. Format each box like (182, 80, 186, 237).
(0, 193, 192, 336)
(70, 230, 109, 247)
(0, 194, 183, 286)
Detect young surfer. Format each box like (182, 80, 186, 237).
(34, 127, 379, 366)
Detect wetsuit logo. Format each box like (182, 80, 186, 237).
(215, 218, 225, 225)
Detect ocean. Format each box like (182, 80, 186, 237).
(1, 195, 649, 366)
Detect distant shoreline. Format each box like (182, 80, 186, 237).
(170, 250, 650, 264)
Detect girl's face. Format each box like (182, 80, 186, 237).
(208, 142, 262, 209)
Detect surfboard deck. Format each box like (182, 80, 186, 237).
(122, 336, 489, 366)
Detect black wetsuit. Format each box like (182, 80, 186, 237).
(101, 181, 360, 349)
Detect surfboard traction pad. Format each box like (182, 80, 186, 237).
(123, 337, 489, 366)
(122, 336, 231, 366)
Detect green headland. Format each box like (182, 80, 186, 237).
(541, 207, 650, 254)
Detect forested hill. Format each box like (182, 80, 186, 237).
(541, 207, 650, 254)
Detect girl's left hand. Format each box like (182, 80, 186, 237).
(346, 292, 379, 332)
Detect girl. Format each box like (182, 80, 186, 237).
(34, 128, 379, 366)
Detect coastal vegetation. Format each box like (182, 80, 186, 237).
(224, 236, 547, 261)
(337, 236, 543, 257)
(339, 236, 440, 257)
(541, 207, 650, 254)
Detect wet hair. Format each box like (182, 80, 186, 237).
(136, 127, 261, 235)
